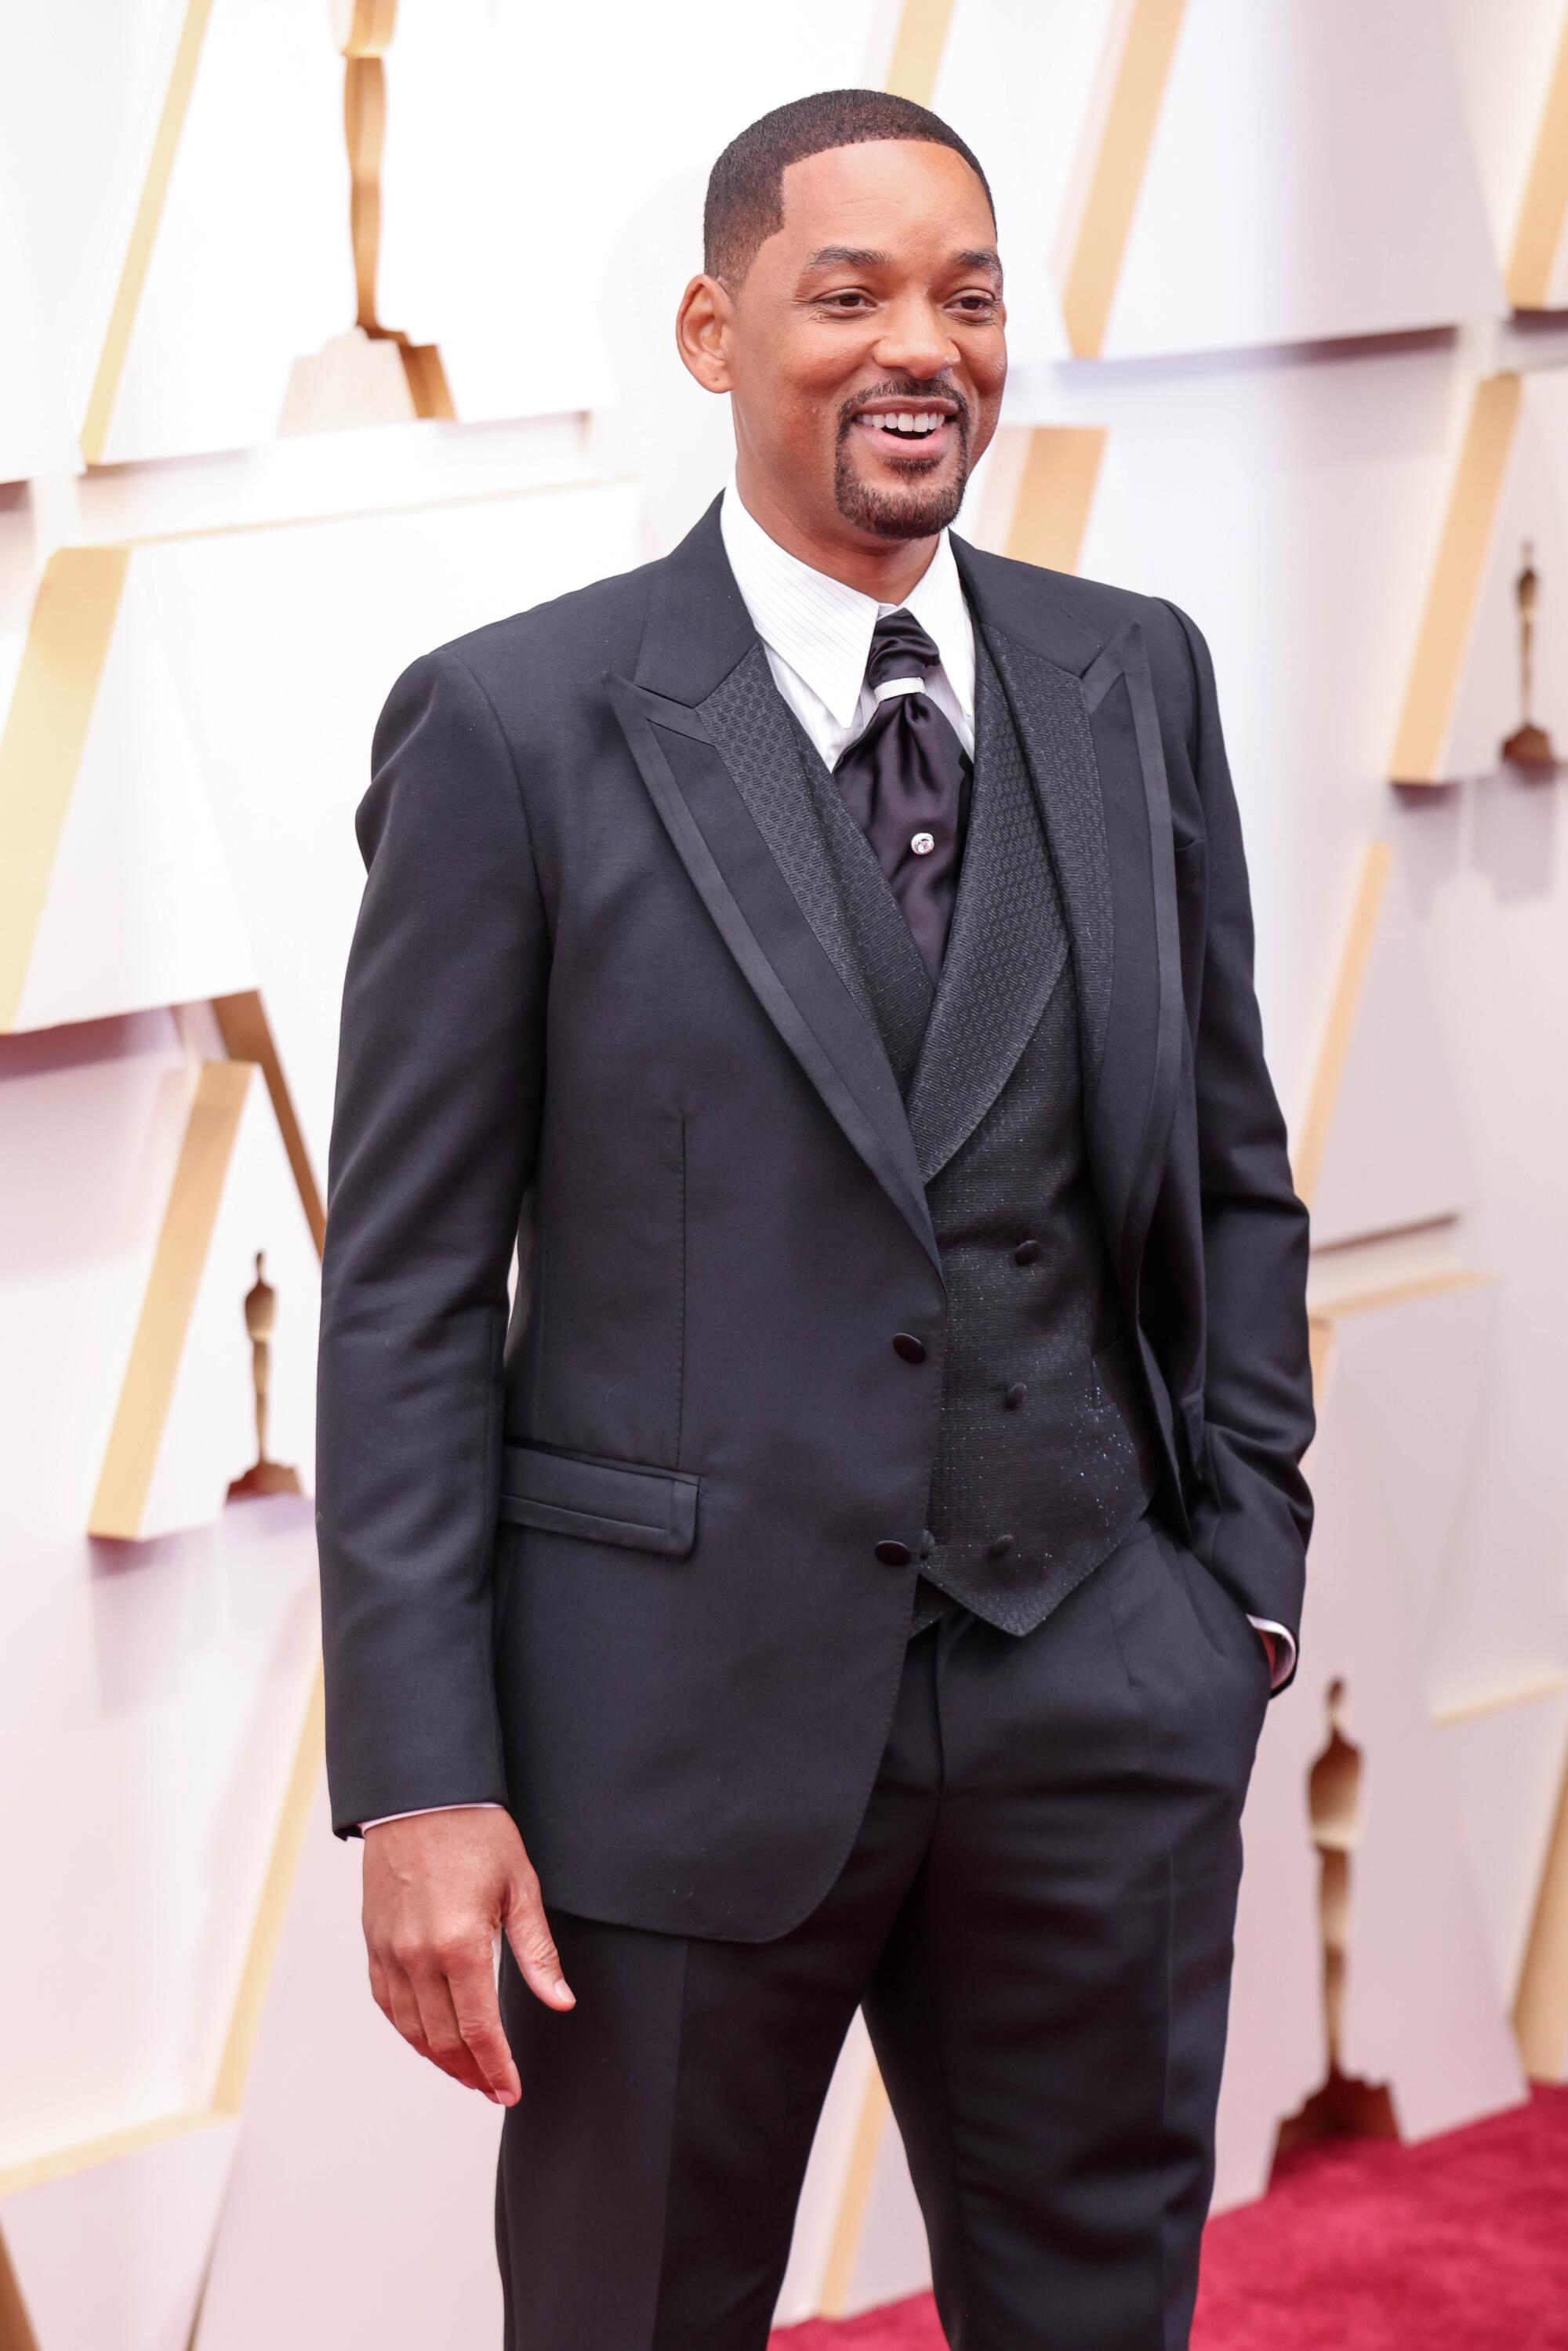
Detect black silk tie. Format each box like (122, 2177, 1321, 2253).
(833, 608, 972, 982)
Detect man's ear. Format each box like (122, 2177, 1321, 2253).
(675, 274, 734, 395)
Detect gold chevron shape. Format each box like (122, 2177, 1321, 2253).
(1507, 8, 1568, 310)
(1058, 0, 1189, 360)
(90, 1058, 318, 1541)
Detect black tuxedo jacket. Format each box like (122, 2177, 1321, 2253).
(316, 495, 1314, 1939)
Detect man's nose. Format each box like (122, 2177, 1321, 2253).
(870, 299, 959, 384)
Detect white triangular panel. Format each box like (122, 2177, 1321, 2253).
(840, 2106, 931, 2320)
(1216, 1332, 1526, 2208)
(134, 481, 648, 1185)
(136, 1064, 318, 1542)
(1323, 1280, 1497, 1651)
(92, 0, 349, 465)
(928, 0, 1094, 368)
(1447, 0, 1568, 307)
(1439, 375, 1568, 785)
(960, 424, 1149, 592)
(2, 2117, 239, 2351)
(0, 191, 73, 485)
(775, 2017, 879, 2326)
(376, 0, 891, 429)
(1105, 0, 1502, 358)
(0, 1, 180, 448)
(13, 566, 257, 1033)
(1439, 1690, 1568, 2011)
(1310, 855, 1475, 1249)
(193, 1772, 503, 2351)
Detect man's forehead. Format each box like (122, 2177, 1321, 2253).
(779, 140, 993, 223)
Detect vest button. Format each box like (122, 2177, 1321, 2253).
(875, 1539, 913, 1566)
(987, 1533, 1014, 1559)
(893, 1332, 927, 1363)
(920, 1529, 935, 1558)
(1004, 1382, 1027, 1409)
(1014, 1239, 1040, 1265)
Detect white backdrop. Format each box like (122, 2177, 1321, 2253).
(2, 3, 1567, 2345)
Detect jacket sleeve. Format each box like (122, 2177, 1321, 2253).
(315, 648, 549, 1834)
(1163, 600, 1316, 1683)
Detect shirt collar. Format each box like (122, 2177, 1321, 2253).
(719, 474, 975, 734)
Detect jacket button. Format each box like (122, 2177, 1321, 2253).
(875, 1539, 913, 1566)
(987, 1533, 1014, 1559)
(1004, 1382, 1027, 1410)
(893, 1333, 927, 1364)
(920, 1529, 935, 1558)
(1014, 1239, 1040, 1265)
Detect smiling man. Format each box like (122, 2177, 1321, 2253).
(316, 89, 1314, 2351)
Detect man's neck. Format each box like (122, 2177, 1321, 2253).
(732, 462, 939, 605)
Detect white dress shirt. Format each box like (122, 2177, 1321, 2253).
(361, 486, 1287, 1828)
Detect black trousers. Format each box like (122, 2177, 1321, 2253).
(495, 1509, 1270, 2349)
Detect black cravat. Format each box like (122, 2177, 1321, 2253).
(833, 608, 972, 981)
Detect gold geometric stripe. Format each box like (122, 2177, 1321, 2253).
(212, 1667, 325, 2112)
(0, 2226, 39, 2351)
(344, 0, 400, 57)
(1389, 374, 1521, 786)
(884, 0, 957, 107)
(0, 548, 129, 1032)
(1060, 0, 1189, 360)
(1005, 426, 1108, 575)
(212, 993, 325, 1253)
(81, 0, 218, 465)
(0, 2110, 223, 2203)
(1506, 11, 1568, 312)
(89, 1060, 253, 1540)
(818, 2062, 891, 2317)
(1515, 1744, 1568, 2081)
(1293, 840, 1391, 1213)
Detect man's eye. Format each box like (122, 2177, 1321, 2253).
(953, 294, 996, 314)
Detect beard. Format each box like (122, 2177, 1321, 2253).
(833, 385, 973, 540)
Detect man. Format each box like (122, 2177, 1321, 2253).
(316, 89, 1314, 2350)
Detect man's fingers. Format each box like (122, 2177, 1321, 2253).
(382, 1962, 430, 2059)
(405, 1958, 495, 2099)
(448, 1950, 523, 2106)
(503, 1871, 575, 2012)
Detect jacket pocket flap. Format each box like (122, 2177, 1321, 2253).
(498, 1443, 699, 1558)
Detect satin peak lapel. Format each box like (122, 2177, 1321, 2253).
(1073, 619, 1184, 1304)
(607, 657, 938, 1272)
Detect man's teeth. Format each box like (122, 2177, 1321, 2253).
(863, 411, 946, 437)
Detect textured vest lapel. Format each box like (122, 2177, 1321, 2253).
(785, 711, 935, 1097)
(904, 639, 1072, 1184)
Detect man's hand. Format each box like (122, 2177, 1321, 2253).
(362, 1807, 575, 2105)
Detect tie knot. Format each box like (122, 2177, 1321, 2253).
(865, 607, 941, 694)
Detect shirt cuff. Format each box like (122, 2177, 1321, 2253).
(360, 1802, 505, 1831)
(1247, 1616, 1296, 1691)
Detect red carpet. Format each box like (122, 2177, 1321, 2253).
(771, 2087, 1568, 2349)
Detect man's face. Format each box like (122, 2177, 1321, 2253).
(717, 140, 1007, 544)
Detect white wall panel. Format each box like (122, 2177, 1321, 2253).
(193, 1772, 503, 2351)
(0, 1014, 320, 2170)
(135, 479, 647, 1189)
(2, 2118, 238, 2351)
(1106, 0, 1502, 357)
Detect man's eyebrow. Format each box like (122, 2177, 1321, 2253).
(801, 245, 890, 273)
(797, 245, 1004, 279)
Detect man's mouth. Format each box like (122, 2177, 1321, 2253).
(849, 398, 962, 452)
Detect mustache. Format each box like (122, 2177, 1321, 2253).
(838, 379, 969, 434)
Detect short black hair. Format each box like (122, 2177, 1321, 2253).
(703, 89, 996, 287)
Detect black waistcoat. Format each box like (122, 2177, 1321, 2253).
(700, 635, 1163, 1636)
